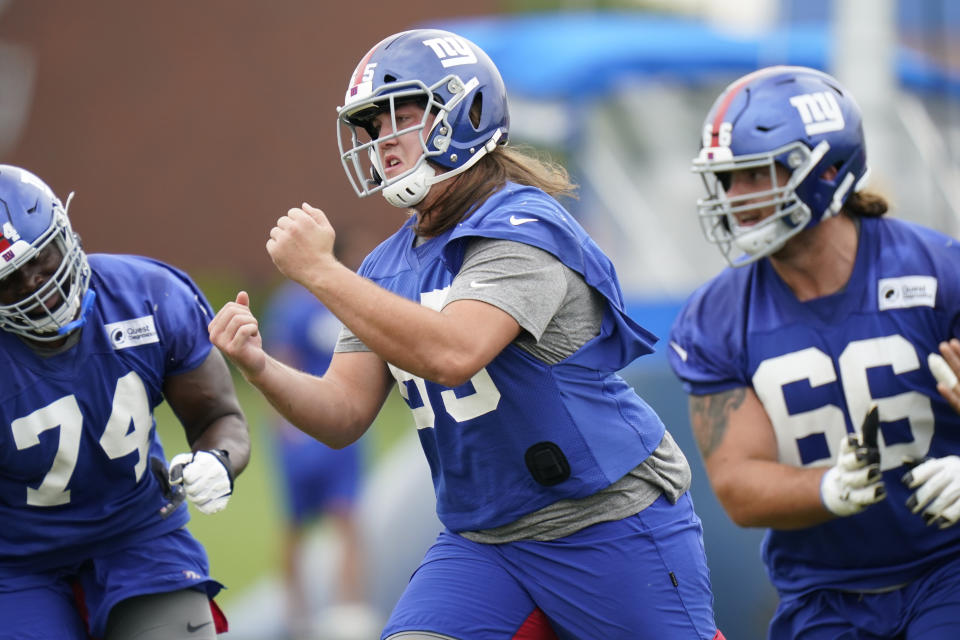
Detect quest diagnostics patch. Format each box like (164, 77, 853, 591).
(105, 315, 159, 349)
(877, 276, 937, 311)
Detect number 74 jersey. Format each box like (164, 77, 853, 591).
(0, 254, 214, 571)
(669, 215, 960, 595)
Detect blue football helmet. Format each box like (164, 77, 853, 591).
(337, 28, 509, 207)
(692, 65, 869, 266)
(0, 165, 93, 342)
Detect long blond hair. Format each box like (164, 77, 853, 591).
(415, 145, 578, 237)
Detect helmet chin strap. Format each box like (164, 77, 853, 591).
(733, 219, 789, 257)
(56, 289, 96, 336)
(380, 128, 505, 209)
(381, 162, 436, 208)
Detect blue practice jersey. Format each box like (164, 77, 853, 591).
(0, 254, 214, 572)
(669, 216, 960, 595)
(357, 182, 664, 532)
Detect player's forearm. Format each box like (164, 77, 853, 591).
(709, 459, 833, 529)
(302, 262, 472, 385)
(189, 414, 251, 476)
(245, 356, 368, 448)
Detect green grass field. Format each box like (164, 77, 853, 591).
(154, 371, 411, 608)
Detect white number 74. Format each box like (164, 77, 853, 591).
(10, 371, 153, 506)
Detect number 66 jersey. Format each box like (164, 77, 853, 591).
(0, 254, 213, 573)
(670, 215, 960, 596)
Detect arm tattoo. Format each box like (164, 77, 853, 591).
(689, 388, 746, 458)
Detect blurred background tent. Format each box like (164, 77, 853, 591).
(2, 1, 960, 639)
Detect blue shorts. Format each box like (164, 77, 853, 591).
(383, 492, 719, 640)
(275, 425, 361, 524)
(769, 552, 960, 639)
(0, 527, 222, 639)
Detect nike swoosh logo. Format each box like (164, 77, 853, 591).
(187, 621, 212, 633)
(669, 341, 688, 362)
(509, 215, 539, 225)
(470, 280, 497, 288)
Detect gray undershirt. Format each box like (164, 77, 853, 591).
(336, 237, 691, 542)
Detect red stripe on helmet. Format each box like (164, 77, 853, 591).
(348, 32, 403, 90)
(349, 46, 378, 89)
(710, 66, 788, 146)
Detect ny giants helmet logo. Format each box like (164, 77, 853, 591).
(421, 36, 477, 68)
(347, 35, 477, 102)
(788, 91, 845, 136)
(703, 90, 845, 150)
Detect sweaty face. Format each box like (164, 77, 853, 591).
(369, 103, 436, 179)
(0, 243, 64, 312)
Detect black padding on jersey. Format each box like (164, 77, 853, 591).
(524, 441, 571, 486)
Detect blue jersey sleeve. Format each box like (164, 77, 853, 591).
(669, 272, 752, 395)
(132, 257, 215, 376)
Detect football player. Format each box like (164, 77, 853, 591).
(209, 28, 725, 640)
(669, 65, 960, 638)
(0, 165, 250, 639)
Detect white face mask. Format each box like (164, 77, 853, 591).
(693, 140, 827, 267)
(0, 205, 93, 343)
(338, 78, 504, 210)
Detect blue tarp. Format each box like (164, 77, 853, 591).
(431, 12, 960, 100)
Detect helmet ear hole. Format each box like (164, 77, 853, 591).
(469, 92, 483, 129)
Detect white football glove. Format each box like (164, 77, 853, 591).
(929, 352, 959, 389)
(820, 405, 886, 517)
(169, 449, 234, 515)
(902, 456, 960, 529)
